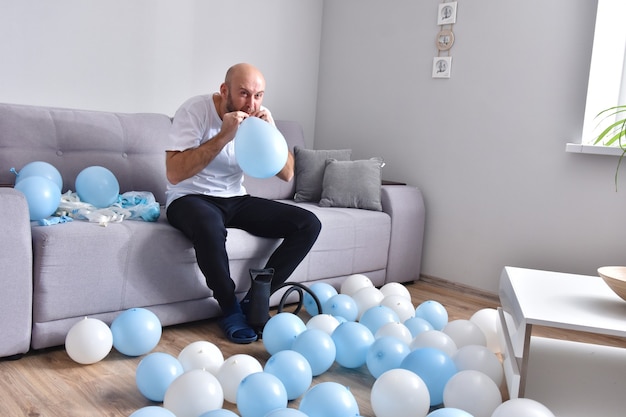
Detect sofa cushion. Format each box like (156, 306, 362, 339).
(293, 147, 352, 202)
(319, 158, 383, 211)
(30, 201, 391, 323)
(277, 201, 391, 284)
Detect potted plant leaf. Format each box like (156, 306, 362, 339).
(593, 104, 626, 190)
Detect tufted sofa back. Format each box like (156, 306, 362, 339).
(0, 103, 171, 204)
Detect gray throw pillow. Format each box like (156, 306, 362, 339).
(319, 158, 384, 211)
(294, 147, 352, 202)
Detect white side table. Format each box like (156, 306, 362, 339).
(498, 266, 626, 398)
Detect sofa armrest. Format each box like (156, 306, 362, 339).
(381, 184, 426, 284)
(0, 188, 33, 357)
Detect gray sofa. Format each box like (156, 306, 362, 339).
(0, 102, 425, 358)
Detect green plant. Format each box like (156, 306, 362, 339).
(593, 104, 626, 190)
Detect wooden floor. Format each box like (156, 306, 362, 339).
(1, 277, 624, 417)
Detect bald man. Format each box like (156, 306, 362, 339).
(165, 63, 321, 343)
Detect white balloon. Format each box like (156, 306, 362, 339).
(442, 319, 486, 348)
(410, 330, 458, 357)
(380, 295, 415, 323)
(65, 317, 113, 365)
(340, 274, 374, 296)
(443, 370, 502, 417)
(352, 286, 384, 320)
(371, 369, 430, 417)
(380, 282, 412, 301)
(470, 308, 501, 353)
(306, 314, 340, 335)
(452, 344, 503, 387)
(216, 354, 263, 403)
(491, 398, 556, 417)
(375, 322, 413, 345)
(163, 369, 223, 417)
(177, 341, 224, 375)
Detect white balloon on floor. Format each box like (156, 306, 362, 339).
(178, 341, 224, 375)
(443, 370, 502, 417)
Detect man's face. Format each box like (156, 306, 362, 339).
(224, 75, 265, 114)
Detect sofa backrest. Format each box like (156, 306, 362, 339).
(0, 103, 305, 205)
(0, 103, 171, 205)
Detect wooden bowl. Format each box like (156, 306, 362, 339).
(598, 266, 626, 301)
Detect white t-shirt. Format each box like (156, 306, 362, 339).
(165, 94, 272, 207)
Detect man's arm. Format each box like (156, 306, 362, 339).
(275, 150, 295, 182)
(166, 111, 247, 185)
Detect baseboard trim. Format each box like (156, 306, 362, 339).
(419, 273, 499, 304)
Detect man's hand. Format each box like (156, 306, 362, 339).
(249, 109, 274, 124)
(221, 111, 249, 141)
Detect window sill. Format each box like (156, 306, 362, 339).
(565, 143, 625, 156)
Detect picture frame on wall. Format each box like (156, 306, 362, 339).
(436, 29, 455, 51)
(437, 2, 457, 25)
(432, 56, 452, 78)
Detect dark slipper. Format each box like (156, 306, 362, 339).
(220, 312, 258, 344)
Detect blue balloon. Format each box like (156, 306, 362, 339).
(14, 176, 62, 220)
(359, 305, 399, 335)
(198, 410, 239, 417)
(415, 300, 449, 330)
(265, 408, 309, 417)
(323, 294, 358, 321)
(299, 382, 359, 417)
(427, 408, 475, 417)
(331, 321, 375, 369)
(129, 406, 176, 417)
(366, 336, 411, 379)
(14, 161, 63, 191)
(234, 117, 288, 179)
(404, 316, 435, 338)
(75, 165, 120, 208)
(264, 350, 312, 400)
(262, 313, 307, 355)
(401, 347, 458, 406)
(136, 352, 184, 402)
(303, 282, 337, 315)
(291, 328, 336, 376)
(237, 372, 288, 417)
(111, 308, 162, 356)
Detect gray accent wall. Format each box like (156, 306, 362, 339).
(315, 0, 619, 292)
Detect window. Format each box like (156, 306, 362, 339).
(567, 0, 626, 155)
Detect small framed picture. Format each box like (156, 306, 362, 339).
(437, 2, 457, 25)
(436, 29, 455, 51)
(432, 56, 452, 78)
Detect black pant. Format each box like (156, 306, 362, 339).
(167, 194, 321, 313)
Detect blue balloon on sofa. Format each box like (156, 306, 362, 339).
(75, 165, 120, 208)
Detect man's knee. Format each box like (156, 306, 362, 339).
(302, 211, 322, 241)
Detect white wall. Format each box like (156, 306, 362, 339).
(0, 0, 323, 146)
(315, 0, 623, 293)
(4, 0, 620, 294)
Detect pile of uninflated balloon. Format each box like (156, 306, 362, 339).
(11, 161, 120, 220)
(63, 274, 556, 417)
